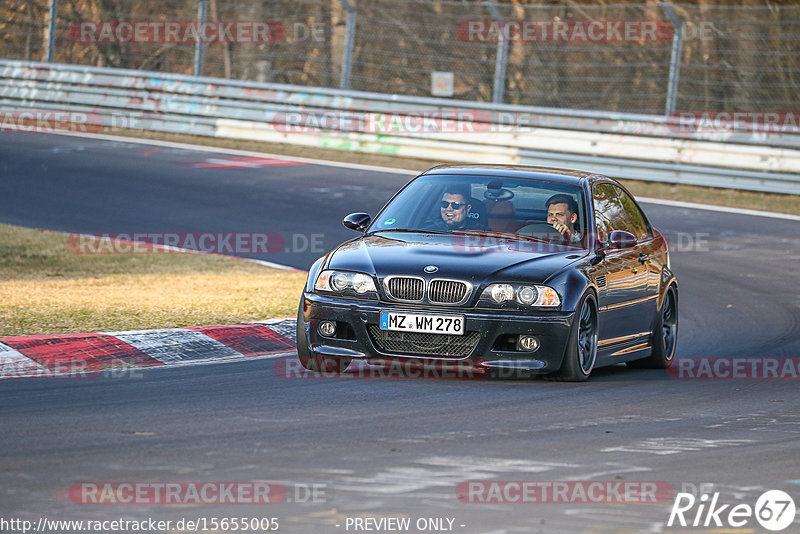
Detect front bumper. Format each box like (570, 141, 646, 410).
(299, 293, 575, 373)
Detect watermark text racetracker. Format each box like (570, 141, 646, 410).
(457, 480, 674, 504)
(67, 232, 325, 256)
(668, 357, 800, 379)
(0, 358, 143, 379)
(458, 19, 716, 43)
(275, 357, 493, 381)
(275, 110, 490, 134)
(69, 21, 285, 43)
(669, 111, 800, 135)
(70, 482, 287, 505)
(69, 20, 325, 44)
(450, 231, 712, 253)
(0, 111, 104, 133)
(67, 480, 329, 504)
(457, 19, 673, 43)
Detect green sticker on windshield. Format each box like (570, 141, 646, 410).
(384, 218, 396, 225)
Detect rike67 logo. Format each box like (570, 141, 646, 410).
(668, 489, 796, 531)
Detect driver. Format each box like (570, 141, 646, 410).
(432, 187, 485, 231)
(546, 194, 582, 242)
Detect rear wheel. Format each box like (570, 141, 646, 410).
(628, 286, 678, 369)
(296, 299, 351, 373)
(549, 292, 598, 382)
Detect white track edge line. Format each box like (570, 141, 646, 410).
(48, 130, 418, 175)
(49, 131, 800, 221)
(637, 197, 800, 221)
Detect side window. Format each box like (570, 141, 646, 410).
(614, 187, 650, 241)
(593, 183, 629, 241)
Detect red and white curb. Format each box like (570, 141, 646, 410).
(0, 319, 296, 379)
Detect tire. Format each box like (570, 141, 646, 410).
(628, 285, 678, 369)
(295, 298, 351, 373)
(549, 292, 598, 382)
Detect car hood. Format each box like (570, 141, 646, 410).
(326, 231, 587, 284)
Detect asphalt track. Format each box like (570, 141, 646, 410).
(1, 133, 800, 533)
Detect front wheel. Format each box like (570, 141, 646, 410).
(549, 292, 598, 382)
(296, 299, 351, 373)
(628, 285, 678, 369)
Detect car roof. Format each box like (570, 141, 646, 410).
(420, 164, 606, 186)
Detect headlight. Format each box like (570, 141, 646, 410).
(516, 286, 537, 305)
(481, 283, 561, 308)
(351, 273, 375, 294)
(489, 283, 514, 303)
(330, 272, 350, 292)
(314, 270, 377, 296)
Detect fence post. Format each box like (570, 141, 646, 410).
(45, 0, 59, 62)
(194, 0, 209, 77)
(485, 1, 508, 104)
(660, 2, 685, 116)
(339, 0, 357, 90)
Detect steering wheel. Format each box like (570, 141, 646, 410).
(516, 222, 568, 243)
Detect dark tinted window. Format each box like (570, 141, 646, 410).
(593, 183, 629, 241)
(615, 186, 650, 241)
(368, 174, 587, 248)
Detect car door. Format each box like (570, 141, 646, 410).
(614, 185, 661, 311)
(592, 183, 652, 346)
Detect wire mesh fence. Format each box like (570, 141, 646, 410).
(1, 0, 798, 114)
(674, 3, 800, 113)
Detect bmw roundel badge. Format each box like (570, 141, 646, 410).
(424, 265, 438, 273)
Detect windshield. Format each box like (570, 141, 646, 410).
(368, 174, 588, 248)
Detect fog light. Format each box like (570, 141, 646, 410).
(517, 335, 540, 352)
(318, 321, 336, 337)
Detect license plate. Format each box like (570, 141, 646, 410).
(380, 311, 464, 335)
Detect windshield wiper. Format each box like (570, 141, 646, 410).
(452, 229, 549, 243)
(367, 228, 455, 237)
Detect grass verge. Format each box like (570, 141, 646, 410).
(105, 128, 800, 216)
(0, 223, 306, 336)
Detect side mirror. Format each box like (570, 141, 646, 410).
(343, 212, 371, 232)
(607, 230, 637, 249)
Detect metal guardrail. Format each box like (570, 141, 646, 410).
(1, 60, 799, 195)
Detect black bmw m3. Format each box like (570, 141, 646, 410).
(296, 164, 678, 381)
